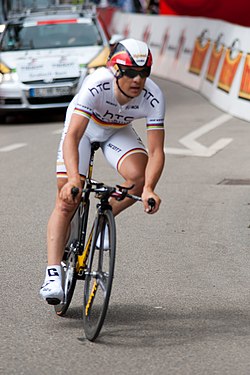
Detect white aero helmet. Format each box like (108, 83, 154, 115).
(107, 38, 152, 77)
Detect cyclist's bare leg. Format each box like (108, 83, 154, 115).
(46, 151, 146, 263)
(47, 178, 82, 265)
(111, 152, 148, 216)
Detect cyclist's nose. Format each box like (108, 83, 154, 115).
(133, 74, 143, 82)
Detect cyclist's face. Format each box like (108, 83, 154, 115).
(118, 66, 148, 97)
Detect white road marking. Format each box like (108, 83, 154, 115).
(165, 114, 233, 157)
(0, 143, 27, 152)
(52, 128, 63, 135)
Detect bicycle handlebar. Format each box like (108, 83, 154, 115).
(71, 186, 79, 198)
(147, 197, 156, 210)
(71, 184, 156, 209)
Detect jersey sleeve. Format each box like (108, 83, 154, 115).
(72, 73, 98, 121)
(146, 85, 166, 131)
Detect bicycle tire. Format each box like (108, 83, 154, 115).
(83, 209, 116, 341)
(54, 245, 77, 316)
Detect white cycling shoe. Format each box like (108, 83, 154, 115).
(40, 266, 64, 305)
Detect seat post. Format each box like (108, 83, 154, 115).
(88, 142, 100, 180)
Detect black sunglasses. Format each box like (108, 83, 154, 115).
(119, 66, 151, 78)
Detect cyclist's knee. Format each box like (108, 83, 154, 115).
(55, 177, 79, 217)
(118, 153, 147, 186)
(58, 201, 76, 217)
(56, 193, 78, 218)
(127, 175, 145, 194)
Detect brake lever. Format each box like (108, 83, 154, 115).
(116, 184, 135, 191)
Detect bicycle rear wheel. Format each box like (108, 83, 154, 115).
(83, 209, 116, 341)
(54, 244, 77, 316)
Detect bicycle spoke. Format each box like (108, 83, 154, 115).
(97, 272, 109, 294)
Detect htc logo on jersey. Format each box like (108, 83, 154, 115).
(103, 110, 134, 123)
(89, 82, 111, 96)
(142, 88, 159, 108)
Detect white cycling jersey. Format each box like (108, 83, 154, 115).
(57, 67, 166, 178)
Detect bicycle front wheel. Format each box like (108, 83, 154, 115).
(83, 209, 116, 341)
(54, 206, 81, 316)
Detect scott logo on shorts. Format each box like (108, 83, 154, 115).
(107, 143, 122, 152)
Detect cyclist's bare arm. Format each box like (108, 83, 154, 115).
(142, 129, 165, 213)
(60, 114, 89, 203)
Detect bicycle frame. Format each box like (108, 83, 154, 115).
(74, 142, 101, 276)
(56, 141, 153, 338)
(67, 139, 152, 277)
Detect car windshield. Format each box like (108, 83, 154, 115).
(1, 20, 103, 51)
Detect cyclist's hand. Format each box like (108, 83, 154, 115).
(142, 189, 161, 214)
(59, 180, 81, 204)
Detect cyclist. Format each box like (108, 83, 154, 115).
(40, 38, 166, 304)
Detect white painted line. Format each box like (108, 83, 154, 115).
(165, 114, 233, 157)
(164, 147, 193, 156)
(52, 128, 63, 135)
(0, 143, 27, 152)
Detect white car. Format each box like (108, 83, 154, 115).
(0, 6, 115, 121)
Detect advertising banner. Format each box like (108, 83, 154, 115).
(206, 37, 225, 83)
(111, 11, 250, 121)
(189, 32, 211, 75)
(217, 45, 242, 93)
(239, 54, 250, 101)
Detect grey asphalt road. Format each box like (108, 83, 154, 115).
(1, 77, 250, 375)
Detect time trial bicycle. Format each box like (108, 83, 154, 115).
(54, 142, 155, 341)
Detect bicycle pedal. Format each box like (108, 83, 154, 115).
(46, 297, 61, 305)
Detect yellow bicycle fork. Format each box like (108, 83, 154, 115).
(76, 230, 93, 275)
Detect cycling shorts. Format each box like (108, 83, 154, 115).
(56, 123, 147, 179)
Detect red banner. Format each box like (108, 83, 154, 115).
(159, 0, 250, 27)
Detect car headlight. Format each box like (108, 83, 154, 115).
(0, 63, 11, 74)
(0, 63, 18, 83)
(87, 46, 110, 74)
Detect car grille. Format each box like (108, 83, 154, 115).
(4, 98, 22, 104)
(27, 95, 74, 105)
